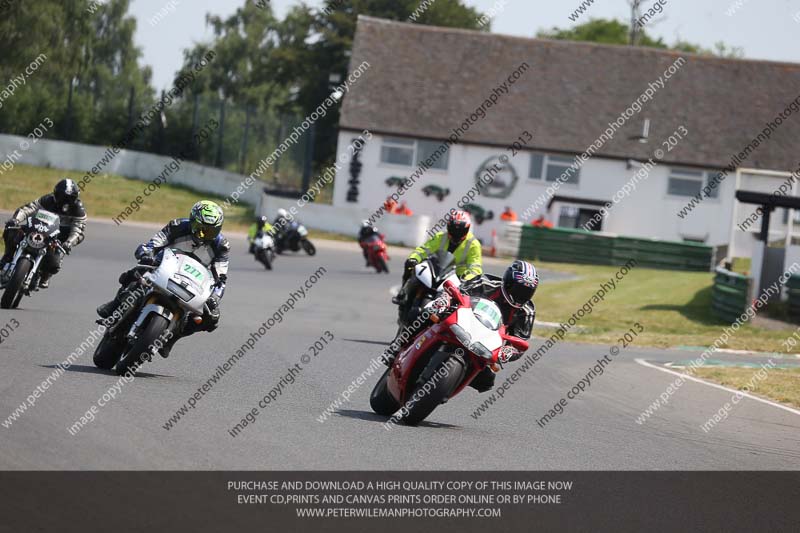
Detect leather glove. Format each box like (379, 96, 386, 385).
(424, 293, 452, 316)
(498, 345, 522, 364)
(207, 295, 221, 319)
(404, 258, 419, 272)
(61, 241, 73, 254)
(137, 248, 156, 265)
(140, 254, 156, 266)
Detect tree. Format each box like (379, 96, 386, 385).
(293, 0, 488, 172)
(537, 18, 743, 58)
(0, 0, 154, 145)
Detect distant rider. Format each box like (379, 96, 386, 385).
(96, 200, 229, 358)
(272, 208, 291, 251)
(0, 178, 86, 288)
(358, 220, 381, 267)
(248, 215, 274, 254)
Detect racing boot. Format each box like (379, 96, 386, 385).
(469, 367, 496, 393)
(38, 273, 51, 289)
(96, 285, 136, 320)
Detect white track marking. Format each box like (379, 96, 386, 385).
(635, 358, 800, 417)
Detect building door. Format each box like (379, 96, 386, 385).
(558, 206, 602, 231)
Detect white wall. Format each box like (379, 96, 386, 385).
(261, 193, 430, 247)
(0, 134, 262, 207)
(332, 131, 741, 246)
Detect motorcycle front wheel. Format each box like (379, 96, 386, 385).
(257, 249, 272, 270)
(1, 257, 32, 309)
(370, 368, 401, 416)
(399, 356, 464, 426)
(93, 331, 125, 370)
(377, 256, 389, 274)
(115, 315, 171, 376)
(301, 239, 316, 256)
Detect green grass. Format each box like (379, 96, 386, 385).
(533, 261, 796, 352)
(0, 164, 255, 233)
(692, 366, 800, 408)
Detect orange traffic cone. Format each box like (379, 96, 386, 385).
(490, 229, 497, 257)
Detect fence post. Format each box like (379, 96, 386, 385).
(215, 96, 226, 168)
(239, 104, 252, 174)
(301, 121, 316, 193)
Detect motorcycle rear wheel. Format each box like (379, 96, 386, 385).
(1, 257, 32, 309)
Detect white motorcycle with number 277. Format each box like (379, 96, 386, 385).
(93, 248, 215, 376)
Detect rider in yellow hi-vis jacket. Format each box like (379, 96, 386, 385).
(405, 210, 483, 284)
(248, 215, 274, 253)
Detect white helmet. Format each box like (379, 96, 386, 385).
(276, 208, 288, 218)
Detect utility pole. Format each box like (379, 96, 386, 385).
(629, 0, 642, 46)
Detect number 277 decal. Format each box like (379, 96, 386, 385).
(183, 264, 203, 280)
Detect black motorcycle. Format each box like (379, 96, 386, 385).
(275, 221, 316, 256)
(1, 209, 66, 309)
(395, 249, 458, 330)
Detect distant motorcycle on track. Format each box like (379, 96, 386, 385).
(276, 221, 316, 256)
(252, 231, 276, 270)
(1, 209, 67, 309)
(362, 234, 390, 274)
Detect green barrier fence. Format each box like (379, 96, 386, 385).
(518, 226, 713, 271)
(786, 275, 800, 323)
(711, 268, 751, 323)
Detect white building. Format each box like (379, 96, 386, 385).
(332, 17, 800, 250)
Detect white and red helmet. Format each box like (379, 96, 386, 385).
(447, 210, 471, 243)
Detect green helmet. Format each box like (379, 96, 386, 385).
(190, 200, 224, 242)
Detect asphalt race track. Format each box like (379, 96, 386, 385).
(0, 220, 798, 470)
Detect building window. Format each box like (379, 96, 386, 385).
(667, 167, 721, 198)
(529, 153, 580, 185)
(380, 137, 414, 166)
(417, 140, 448, 170)
(379, 137, 449, 170)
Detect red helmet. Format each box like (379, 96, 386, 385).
(447, 210, 471, 243)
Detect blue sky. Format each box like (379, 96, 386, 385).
(129, 0, 800, 90)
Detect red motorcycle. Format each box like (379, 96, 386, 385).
(370, 281, 529, 425)
(362, 234, 390, 274)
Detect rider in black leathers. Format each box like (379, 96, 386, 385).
(1, 179, 86, 288)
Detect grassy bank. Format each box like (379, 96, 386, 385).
(533, 261, 795, 352)
(0, 164, 254, 232)
(692, 366, 800, 409)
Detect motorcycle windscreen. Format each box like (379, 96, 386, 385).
(456, 304, 503, 352)
(32, 210, 61, 236)
(471, 298, 502, 331)
(434, 249, 456, 283)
